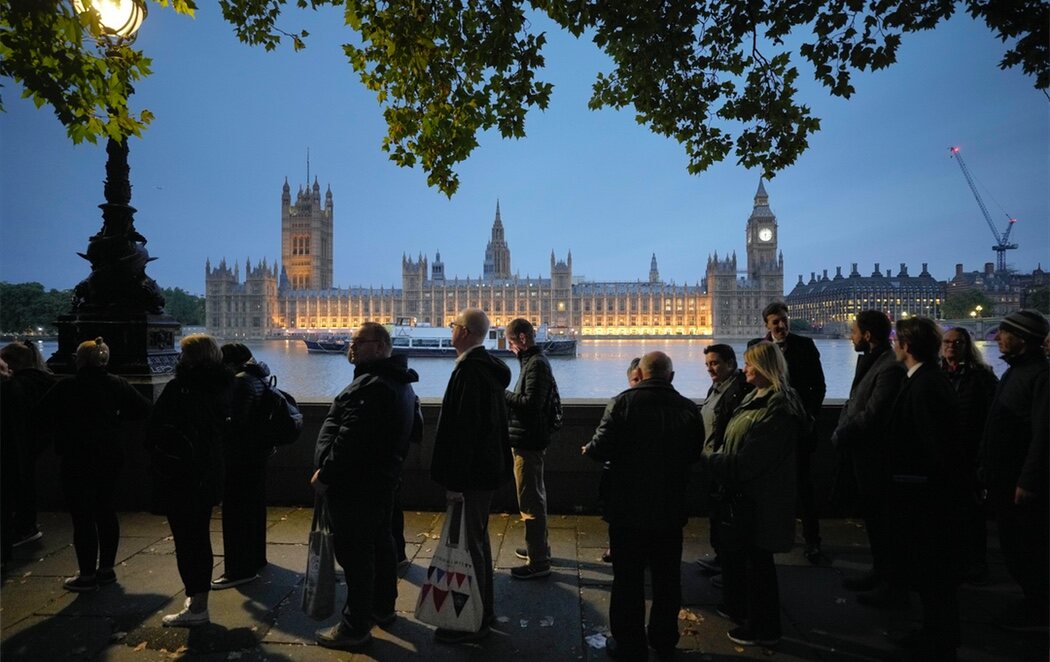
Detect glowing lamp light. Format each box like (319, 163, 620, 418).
(74, 0, 146, 40)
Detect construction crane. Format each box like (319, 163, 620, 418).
(949, 146, 1018, 273)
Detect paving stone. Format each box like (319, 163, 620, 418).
(0, 575, 69, 627)
(0, 614, 114, 660)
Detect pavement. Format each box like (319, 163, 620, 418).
(1, 509, 1046, 661)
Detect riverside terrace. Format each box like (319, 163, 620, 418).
(4, 401, 1047, 660)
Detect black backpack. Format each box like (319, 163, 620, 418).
(256, 375, 304, 447)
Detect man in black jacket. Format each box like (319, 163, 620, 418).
(582, 352, 703, 660)
(312, 322, 422, 650)
(695, 344, 752, 576)
(431, 308, 513, 644)
(883, 316, 965, 659)
(504, 318, 557, 579)
(749, 302, 826, 563)
(979, 309, 1049, 628)
(832, 310, 906, 602)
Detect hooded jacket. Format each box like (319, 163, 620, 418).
(506, 344, 556, 450)
(315, 354, 422, 491)
(226, 359, 273, 459)
(432, 346, 512, 491)
(702, 387, 807, 552)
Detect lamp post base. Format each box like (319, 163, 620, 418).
(48, 312, 181, 398)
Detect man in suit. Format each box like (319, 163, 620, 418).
(883, 316, 965, 659)
(749, 302, 826, 563)
(832, 310, 906, 604)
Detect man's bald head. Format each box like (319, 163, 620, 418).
(639, 351, 674, 382)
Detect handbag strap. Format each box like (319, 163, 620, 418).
(312, 495, 330, 533)
(439, 502, 469, 550)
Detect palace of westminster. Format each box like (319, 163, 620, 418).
(204, 179, 787, 339)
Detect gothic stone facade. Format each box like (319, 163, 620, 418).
(205, 181, 784, 339)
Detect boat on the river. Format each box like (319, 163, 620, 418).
(303, 318, 577, 357)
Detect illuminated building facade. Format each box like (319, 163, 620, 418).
(785, 262, 944, 334)
(206, 180, 785, 338)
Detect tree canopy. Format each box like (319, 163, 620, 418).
(2, 0, 1046, 196)
(940, 288, 994, 320)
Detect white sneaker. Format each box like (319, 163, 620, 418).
(162, 598, 210, 627)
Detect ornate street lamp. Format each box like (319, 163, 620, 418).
(48, 0, 180, 387)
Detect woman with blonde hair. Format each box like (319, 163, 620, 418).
(148, 333, 232, 626)
(39, 337, 151, 591)
(700, 341, 810, 647)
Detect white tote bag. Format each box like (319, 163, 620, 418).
(414, 502, 484, 632)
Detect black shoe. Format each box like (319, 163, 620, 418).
(96, 568, 117, 585)
(601, 548, 613, 563)
(12, 528, 42, 548)
(650, 643, 676, 660)
(804, 543, 828, 565)
(842, 571, 879, 592)
(727, 625, 780, 647)
(695, 555, 721, 574)
(511, 564, 551, 580)
(715, 604, 744, 624)
(514, 547, 529, 561)
(373, 611, 397, 627)
(316, 622, 372, 649)
(606, 636, 646, 660)
(435, 626, 490, 644)
(710, 574, 723, 589)
(63, 575, 98, 593)
(210, 574, 258, 590)
(856, 583, 909, 609)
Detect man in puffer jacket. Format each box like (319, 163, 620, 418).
(312, 322, 422, 650)
(504, 318, 558, 580)
(430, 308, 512, 645)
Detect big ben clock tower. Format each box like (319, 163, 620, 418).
(746, 180, 779, 277)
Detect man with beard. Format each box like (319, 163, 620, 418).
(313, 322, 422, 650)
(832, 310, 906, 606)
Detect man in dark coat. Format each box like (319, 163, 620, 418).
(430, 308, 512, 644)
(978, 309, 1049, 628)
(504, 318, 557, 579)
(749, 301, 826, 563)
(832, 310, 905, 599)
(884, 317, 965, 658)
(695, 344, 752, 576)
(582, 351, 703, 660)
(313, 322, 422, 650)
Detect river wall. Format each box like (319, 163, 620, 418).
(32, 399, 851, 517)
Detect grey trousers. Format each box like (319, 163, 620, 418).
(512, 448, 551, 566)
(461, 491, 495, 621)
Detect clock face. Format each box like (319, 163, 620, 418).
(758, 228, 773, 242)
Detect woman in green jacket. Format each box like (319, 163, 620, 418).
(701, 341, 809, 648)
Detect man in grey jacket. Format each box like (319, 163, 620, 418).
(832, 310, 905, 604)
(504, 318, 558, 580)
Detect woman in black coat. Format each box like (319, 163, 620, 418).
(40, 337, 152, 592)
(213, 343, 272, 589)
(148, 334, 231, 627)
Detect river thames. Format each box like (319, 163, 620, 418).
(39, 337, 1004, 401)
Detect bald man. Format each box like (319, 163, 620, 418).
(582, 351, 703, 660)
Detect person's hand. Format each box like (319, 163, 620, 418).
(580, 445, 589, 456)
(310, 469, 327, 495)
(446, 490, 464, 503)
(1015, 486, 1035, 505)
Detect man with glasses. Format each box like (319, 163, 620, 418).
(312, 322, 422, 650)
(431, 308, 512, 643)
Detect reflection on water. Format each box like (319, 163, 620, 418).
(33, 338, 1010, 401)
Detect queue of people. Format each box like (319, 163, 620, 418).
(1, 303, 1046, 662)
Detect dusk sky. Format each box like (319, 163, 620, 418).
(1, 5, 1047, 296)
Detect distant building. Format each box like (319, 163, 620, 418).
(205, 179, 785, 339)
(946, 262, 1048, 316)
(785, 262, 944, 334)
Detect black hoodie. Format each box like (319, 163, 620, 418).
(431, 345, 513, 491)
(315, 354, 423, 490)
